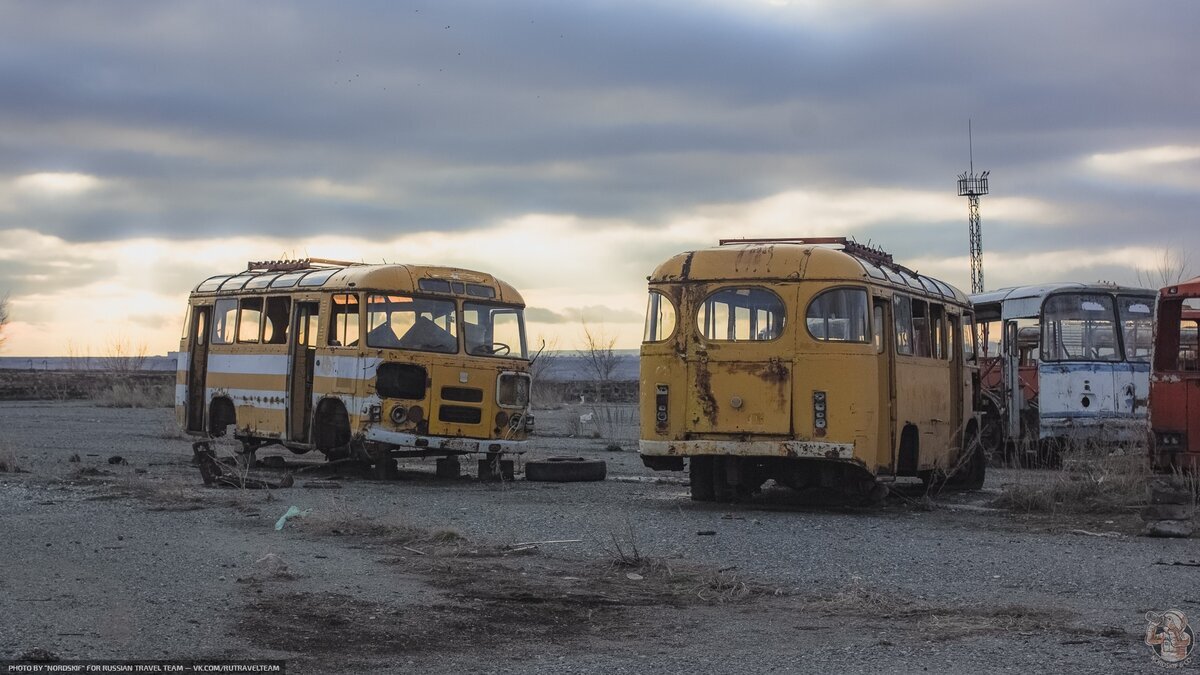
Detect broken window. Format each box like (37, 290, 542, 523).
(237, 298, 263, 343)
(911, 299, 931, 357)
(212, 298, 238, 345)
(328, 294, 360, 347)
(262, 297, 291, 345)
(893, 294, 913, 356)
(644, 291, 678, 342)
(367, 294, 458, 354)
(806, 287, 869, 343)
(696, 287, 785, 342)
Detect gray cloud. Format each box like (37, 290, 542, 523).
(0, 0, 1195, 277)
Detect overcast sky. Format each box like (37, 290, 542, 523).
(1, 0, 1197, 355)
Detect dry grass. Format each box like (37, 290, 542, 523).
(300, 508, 465, 550)
(0, 446, 24, 473)
(798, 580, 1079, 638)
(993, 444, 1150, 514)
(94, 382, 173, 408)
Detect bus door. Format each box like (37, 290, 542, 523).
(185, 305, 211, 432)
(288, 301, 319, 442)
(686, 285, 792, 436)
(1003, 320, 1022, 439)
(873, 297, 896, 471)
(948, 312, 964, 441)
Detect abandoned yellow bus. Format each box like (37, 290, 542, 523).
(176, 259, 532, 477)
(639, 238, 982, 501)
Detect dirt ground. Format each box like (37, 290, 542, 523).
(1, 400, 1198, 674)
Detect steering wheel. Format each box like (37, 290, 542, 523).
(489, 343, 511, 355)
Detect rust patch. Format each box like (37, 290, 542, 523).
(692, 360, 719, 425)
(679, 251, 695, 281)
(723, 359, 790, 401)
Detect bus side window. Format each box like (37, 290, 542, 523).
(930, 304, 945, 359)
(212, 298, 238, 345)
(262, 297, 291, 345)
(237, 298, 263, 343)
(893, 295, 913, 356)
(873, 304, 885, 353)
(962, 314, 977, 363)
(911, 299, 931, 358)
(328, 294, 361, 347)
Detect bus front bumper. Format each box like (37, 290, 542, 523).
(639, 439, 856, 461)
(364, 427, 526, 454)
(1039, 415, 1148, 445)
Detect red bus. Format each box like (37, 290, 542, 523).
(1150, 276, 1200, 471)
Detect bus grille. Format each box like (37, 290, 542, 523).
(441, 386, 484, 403)
(438, 405, 482, 424)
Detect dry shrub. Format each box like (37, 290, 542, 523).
(95, 382, 173, 408)
(0, 446, 23, 473)
(301, 509, 464, 548)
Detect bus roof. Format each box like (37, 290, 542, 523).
(190, 262, 525, 305)
(648, 241, 970, 304)
(970, 282, 1155, 321)
(1160, 276, 1200, 299)
(970, 282, 1155, 306)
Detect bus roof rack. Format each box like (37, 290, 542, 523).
(717, 236, 894, 267)
(246, 258, 359, 272)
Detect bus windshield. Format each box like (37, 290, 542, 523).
(366, 294, 458, 353)
(463, 302, 528, 358)
(1041, 293, 1121, 362)
(1118, 295, 1154, 362)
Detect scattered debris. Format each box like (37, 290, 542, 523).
(108, 455, 127, 465)
(1141, 478, 1196, 538)
(17, 648, 59, 663)
(258, 456, 287, 469)
(402, 546, 428, 556)
(1068, 529, 1124, 539)
(626, 572, 644, 581)
(68, 454, 80, 463)
(1154, 560, 1200, 567)
(302, 481, 343, 489)
(275, 505, 311, 531)
(697, 531, 716, 536)
(193, 442, 293, 489)
(509, 539, 583, 547)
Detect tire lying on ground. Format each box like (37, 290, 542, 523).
(524, 456, 607, 482)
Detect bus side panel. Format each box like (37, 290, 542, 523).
(312, 351, 381, 433)
(792, 350, 881, 472)
(892, 358, 955, 470)
(205, 351, 289, 437)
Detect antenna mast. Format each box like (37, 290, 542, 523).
(957, 120, 990, 294)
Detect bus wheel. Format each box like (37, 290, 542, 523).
(712, 456, 734, 503)
(689, 457, 716, 502)
(949, 427, 987, 491)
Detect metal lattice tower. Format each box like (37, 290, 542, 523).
(956, 121, 989, 294)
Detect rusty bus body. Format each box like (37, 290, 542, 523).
(176, 260, 532, 474)
(1150, 277, 1200, 472)
(970, 282, 1154, 464)
(638, 238, 982, 501)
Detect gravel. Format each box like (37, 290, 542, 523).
(1, 401, 1195, 674)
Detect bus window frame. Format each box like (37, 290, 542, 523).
(1040, 292, 1123, 363)
(327, 293, 362, 349)
(805, 285, 871, 344)
(695, 285, 787, 343)
(463, 300, 527, 359)
(366, 293, 461, 355)
(644, 290, 679, 343)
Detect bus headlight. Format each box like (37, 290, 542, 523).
(407, 405, 424, 424)
(495, 411, 510, 428)
(497, 372, 532, 408)
(390, 405, 408, 425)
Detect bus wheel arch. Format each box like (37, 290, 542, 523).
(313, 397, 352, 458)
(897, 423, 920, 476)
(208, 397, 236, 437)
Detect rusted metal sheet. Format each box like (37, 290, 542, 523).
(640, 439, 859, 462)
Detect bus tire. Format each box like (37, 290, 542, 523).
(525, 457, 606, 482)
(950, 426, 987, 491)
(689, 457, 716, 502)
